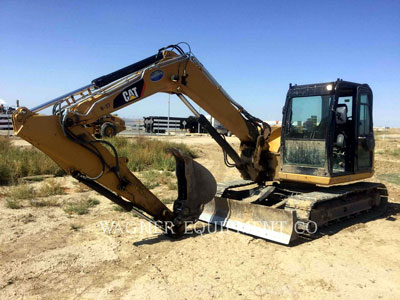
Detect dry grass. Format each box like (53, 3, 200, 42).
(70, 224, 82, 231)
(113, 205, 127, 212)
(30, 198, 60, 207)
(0, 135, 194, 186)
(4, 185, 35, 209)
(142, 170, 160, 189)
(375, 148, 400, 158)
(388, 149, 400, 157)
(18, 175, 52, 183)
(161, 197, 175, 205)
(73, 181, 90, 193)
(373, 130, 388, 136)
(0, 137, 64, 184)
(1, 136, 193, 212)
(142, 170, 177, 190)
(5, 198, 23, 209)
(4, 181, 99, 213)
(7, 184, 35, 200)
(377, 173, 400, 185)
(64, 197, 100, 215)
(106, 136, 197, 172)
(167, 181, 177, 190)
(37, 180, 65, 197)
(4, 181, 65, 209)
(10, 180, 64, 199)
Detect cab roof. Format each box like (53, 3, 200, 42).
(287, 79, 371, 98)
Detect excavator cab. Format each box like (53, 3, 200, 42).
(280, 80, 375, 185)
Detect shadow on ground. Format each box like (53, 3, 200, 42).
(133, 202, 400, 247)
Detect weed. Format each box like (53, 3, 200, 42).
(64, 202, 89, 215)
(6, 198, 22, 209)
(88, 197, 100, 206)
(30, 198, 60, 207)
(7, 184, 36, 200)
(158, 173, 173, 185)
(377, 173, 400, 185)
(388, 149, 400, 157)
(142, 170, 160, 189)
(142, 170, 176, 189)
(105, 136, 197, 172)
(167, 181, 177, 190)
(64, 197, 100, 215)
(37, 180, 65, 197)
(70, 224, 82, 231)
(375, 148, 400, 158)
(0, 137, 64, 184)
(73, 182, 90, 193)
(143, 170, 158, 181)
(143, 181, 159, 189)
(0, 187, 6, 197)
(161, 197, 175, 205)
(113, 205, 127, 212)
(5, 181, 64, 208)
(162, 171, 173, 177)
(18, 175, 50, 183)
(21, 213, 35, 224)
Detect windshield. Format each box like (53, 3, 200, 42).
(286, 95, 332, 140)
(284, 95, 332, 168)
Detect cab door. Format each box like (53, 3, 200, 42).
(355, 86, 374, 172)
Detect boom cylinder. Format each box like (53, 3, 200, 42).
(92, 53, 163, 88)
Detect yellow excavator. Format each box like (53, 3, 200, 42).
(12, 43, 387, 244)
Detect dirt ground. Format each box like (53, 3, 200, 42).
(1, 135, 400, 299)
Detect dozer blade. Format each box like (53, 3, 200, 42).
(199, 197, 298, 244)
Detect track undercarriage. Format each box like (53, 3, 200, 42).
(199, 180, 388, 244)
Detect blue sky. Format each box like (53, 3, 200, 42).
(1, 0, 399, 126)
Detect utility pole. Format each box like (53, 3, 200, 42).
(197, 105, 201, 133)
(167, 94, 170, 135)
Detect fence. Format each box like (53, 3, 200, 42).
(123, 119, 145, 134)
(0, 113, 13, 134)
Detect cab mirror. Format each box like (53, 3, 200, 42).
(336, 106, 347, 125)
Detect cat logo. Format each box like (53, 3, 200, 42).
(122, 87, 139, 102)
(113, 79, 145, 109)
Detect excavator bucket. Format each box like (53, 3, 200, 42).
(199, 196, 298, 245)
(169, 148, 217, 224)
